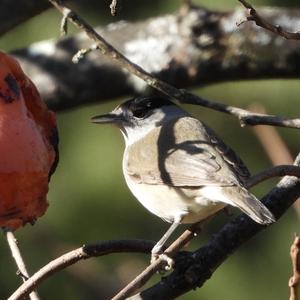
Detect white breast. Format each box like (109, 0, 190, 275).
(122, 154, 226, 224)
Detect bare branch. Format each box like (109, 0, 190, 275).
(250, 105, 295, 164)
(72, 44, 98, 63)
(4, 229, 40, 300)
(130, 154, 300, 299)
(238, 0, 300, 40)
(8, 240, 155, 300)
(44, 0, 300, 129)
(113, 164, 300, 299)
(12, 5, 300, 112)
(250, 104, 300, 217)
(110, 0, 121, 16)
(60, 12, 70, 36)
(112, 223, 202, 300)
(182, 93, 300, 129)
(289, 235, 300, 300)
(245, 165, 300, 188)
(8, 161, 300, 300)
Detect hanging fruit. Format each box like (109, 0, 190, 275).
(0, 51, 58, 230)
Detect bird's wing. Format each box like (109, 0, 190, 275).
(203, 125, 251, 182)
(125, 117, 244, 187)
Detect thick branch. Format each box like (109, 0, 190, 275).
(130, 155, 300, 299)
(28, 1, 298, 129)
(8, 240, 155, 300)
(12, 5, 300, 111)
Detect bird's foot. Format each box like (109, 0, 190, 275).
(151, 253, 175, 271)
(151, 247, 174, 271)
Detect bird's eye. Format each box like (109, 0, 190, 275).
(132, 107, 148, 119)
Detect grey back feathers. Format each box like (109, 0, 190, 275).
(126, 117, 242, 187)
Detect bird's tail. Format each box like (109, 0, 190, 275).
(232, 186, 275, 225)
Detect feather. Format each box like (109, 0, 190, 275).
(124, 116, 275, 224)
(125, 117, 245, 187)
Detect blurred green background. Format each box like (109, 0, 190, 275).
(0, 0, 299, 299)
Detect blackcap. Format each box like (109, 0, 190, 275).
(92, 96, 275, 262)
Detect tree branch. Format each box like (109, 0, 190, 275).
(111, 222, 204, 300)
(129, 154, 300, 299)
(181, 92, 300, 129)
(4, 229, 40, 300)
(8, 161, 300, 300)
(32, 0, 299, 129)
(245, 165, 300, 188)
(11, 4, 300, 113)
(238, 0, 300, 40)
(250, 104, 300, 217)
(111, 164, 300, 299)
(8, 240, 155, 300)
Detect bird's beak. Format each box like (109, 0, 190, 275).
(91, 113, 124, 124)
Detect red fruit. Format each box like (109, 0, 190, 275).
(0, 51, 58, 230)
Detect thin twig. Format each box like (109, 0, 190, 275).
(112, 223, 202, 300)
(48, 0, 300, 129)
(250, 104, 300, 217)
(72, 44, 98, 64)
(238, 0, 300, 40)
(8, 240, 155, 300)
(289, 235, 300, 300)
(4, 229, 40, 300)
(110, 0, 121, 16)
(245, 165, 300, 189)
(60, 12, 69, 36)
(250, 105, 294, 165)
(182, 92, 300, 129)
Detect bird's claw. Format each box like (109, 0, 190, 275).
(151, 252, 175, 271)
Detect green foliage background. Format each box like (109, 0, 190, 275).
(0, 0, 299, 299)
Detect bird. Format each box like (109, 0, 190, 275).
(91, 96, 275, 263)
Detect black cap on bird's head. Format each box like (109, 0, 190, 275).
(91, 96, 176, 125)
(119, 96, 175, 119)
